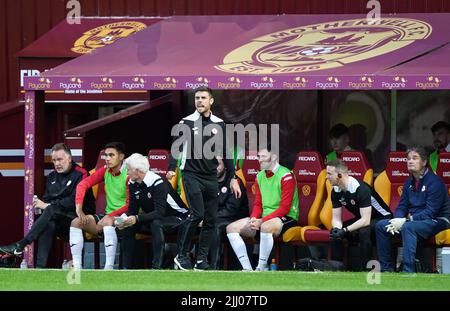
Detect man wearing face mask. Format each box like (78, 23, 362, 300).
(226, 145, 299, 271)
(376, 146, 450, 273)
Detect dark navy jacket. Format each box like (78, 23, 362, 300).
(395, 169, 450, 221)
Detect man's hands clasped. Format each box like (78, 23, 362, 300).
(385, 218, 406, 235)
(329, 227, 347, 241)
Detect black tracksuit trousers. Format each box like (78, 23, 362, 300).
(178, 172, 218, 262)
(122, 216, 185, 269)
(23, 204, 74, 268)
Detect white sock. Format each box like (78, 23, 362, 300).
(69, 227, 84, 269)
(227, 233, 252, 270)
(257, 232, 273, 269)
(103, 226, 117, 269)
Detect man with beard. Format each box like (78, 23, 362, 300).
(226, 145, 299, 271)
(167, 87, 241, 270)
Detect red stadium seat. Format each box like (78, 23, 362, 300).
(92, 149, 107, 215)
(436, 152, 450, 194)
(340, 151, 373, 186)
(434, 152, 450, 246)
(373, 151, 409, 214)
(81, 149, 107, 269)
(241, 150, 260, 214)
(147, 149, 170, 178)
(282, 151, 326, 243)
(152, 149, 189, 206)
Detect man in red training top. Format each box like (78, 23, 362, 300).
(69, 142, 129, 270)
(226, 145, 299, 271)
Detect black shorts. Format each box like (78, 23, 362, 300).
(93, 214, 105, 224)
(279, 216, 297, 235)
(255, 216, 297, 240)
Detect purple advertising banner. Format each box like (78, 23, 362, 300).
(24, 74, 449, 90)
(24, 14, 450, 90)
(24, 91, 35, 267)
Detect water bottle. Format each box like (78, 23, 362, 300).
(270, 258, 277, 271)
(62, 259, 68, 270)
(33, 195, 42, 215)
(442, 247, 450, 274)
(20, 259, 28, 269)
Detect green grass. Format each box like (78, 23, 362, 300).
(1, 269, 450, 291)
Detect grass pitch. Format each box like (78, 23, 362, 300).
(1, 269, 450, 291)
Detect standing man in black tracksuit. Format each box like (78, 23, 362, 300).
(0, 143, 95, 267)
(209, 158, 248, 269)
(167, 86, 241, 270)
(118, 153, 189, 269)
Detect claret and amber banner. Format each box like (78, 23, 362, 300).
(25, 14, 450, 90)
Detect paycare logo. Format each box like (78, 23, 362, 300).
(416, 76, 441, 89)
(216, 18, 431, 75)
(284, 76, 308, 89)
(60, 77, 83, 90)
(251, 76, 275, 89)
(122, 77, 146, 90)
(154, 77, 177, 89)
(316, 76, 340, 89)
(349, 76, 374, 89)
(91, 77, 114, 90)
(382, 76, 408, 89)
(217, 77, 242, 89)
(186, 77, 209, 89)
(28, 77, 51, 90)
(25, 97, 34, 124)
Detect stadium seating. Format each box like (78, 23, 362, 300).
(374, 151, 450, 271)
(139, 149, 191, 267)
(434, 152, 450, 246)
(152, 149, 190, 207)
(373, 151, 409, 213)
(302, 150, 374, 243)
(147, 149, 170, 178)
(241, 150, 260, 214)
(91, 149, 107, 214)
(223, 150, 258, 267)
(282, 151, 326, 243)
(55, 150, 105, 268)
(85, 149, 107, 268)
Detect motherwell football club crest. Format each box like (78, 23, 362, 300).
(216, 18, 431, 74)
(72, 21, 147, 54)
